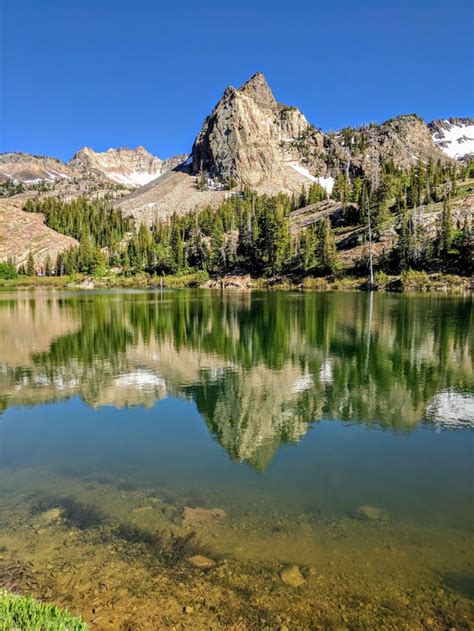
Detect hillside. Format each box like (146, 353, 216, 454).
(0, 198, 78, 271)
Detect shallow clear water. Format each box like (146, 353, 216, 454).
(0, 289, 472, 628)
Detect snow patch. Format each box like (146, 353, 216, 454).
(288, 163, 334, 194)
(316, 175, 334, 194)
(289, 162, 318, 182)
(431, 123, 474, 159)
(106, 171, 162, 187)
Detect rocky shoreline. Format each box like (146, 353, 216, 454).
(1, 271, 472, 294)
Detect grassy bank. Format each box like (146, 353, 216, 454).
(0, 589, 86, 630)
(0, 270, 471, 293)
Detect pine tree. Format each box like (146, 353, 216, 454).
(209, 217, 225, 272)
(298, 186, 307, 209)
(44, 255, 52, 276)
(456, 216, 473, 274)
(300, 225, 317, 270)
(26, 251, 35, 276)
(438, 195, 454, 257)
(256, 198, 290, 275)
(396, 203, 415, 271)
(316, 218, 337, 273)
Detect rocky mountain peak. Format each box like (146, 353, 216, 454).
(240, 72, 277, 109)
(191, 72, 321, 191)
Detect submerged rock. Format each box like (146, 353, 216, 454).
(187, 555, 216, 569)
(131, 505, 153, 514)
(39, 508, 63, 524)
(279, 565, 306, 587)
(182, 506, 226, 527)
(354, 505, 389, 522)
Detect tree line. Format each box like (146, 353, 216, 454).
(19, 157, 473, 279)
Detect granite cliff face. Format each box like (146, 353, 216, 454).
(192, 72, 329, 192)
(69, 146, 187, 187)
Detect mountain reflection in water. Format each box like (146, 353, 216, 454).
(0, 290, 472, 470)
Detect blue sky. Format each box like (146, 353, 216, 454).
(1, 0, 473, 161)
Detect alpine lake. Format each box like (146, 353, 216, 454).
(0, 289, 472, 630)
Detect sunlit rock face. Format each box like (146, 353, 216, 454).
(114, 73, 457, 222)
(192, 72, 327, 193)
(0, 292, 472, 469)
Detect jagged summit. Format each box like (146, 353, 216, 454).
(240, 71, 277, 109)
(191, 71, 317, 190)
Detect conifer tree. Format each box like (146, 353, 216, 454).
(44, 255, 52, 276)
(438, 195, 454, 257)
(26, 251, 35, 276)
(300, 225, 317, 270)
(298, 186, 307, 209)
(396, 203, 415, 271)
(316, 218, 337, 273)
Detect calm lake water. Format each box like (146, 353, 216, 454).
(0, 289, 472, 629)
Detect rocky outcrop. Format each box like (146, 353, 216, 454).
(428, 117, 474, 160)
(69, 146, 188, 187)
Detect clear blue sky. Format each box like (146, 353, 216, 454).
(1, 0, 473, 161)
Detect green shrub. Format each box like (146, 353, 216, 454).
(0, 589, 87, 630)
(374, 271, 389, 287)
(0, 262, 17, 280)
(401, 269, 430, 288)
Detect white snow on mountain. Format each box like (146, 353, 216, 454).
(431, 121, 474, 159)
(289, 163, 334, 194)
(105, 171, 163, 187)
(316, 175, 335, 194)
